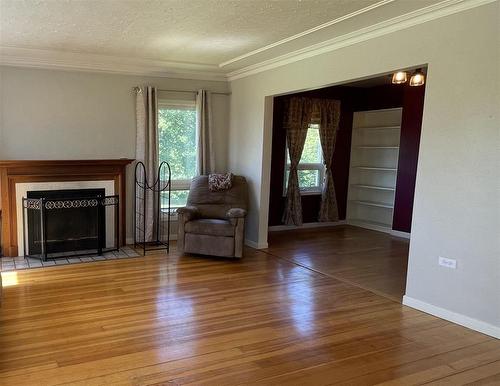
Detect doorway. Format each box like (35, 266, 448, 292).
(266, 69, 426, 302)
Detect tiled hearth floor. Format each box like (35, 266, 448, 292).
(0, 246, 141, 272)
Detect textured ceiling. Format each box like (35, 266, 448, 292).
(0, 0, 383, 65)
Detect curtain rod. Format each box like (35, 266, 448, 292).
(157, 88, 231, 96)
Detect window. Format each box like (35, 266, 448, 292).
(158, 100, 197, 208)
(284, 124, 325, 194)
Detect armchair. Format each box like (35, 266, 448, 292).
(177, 175, 248, 258)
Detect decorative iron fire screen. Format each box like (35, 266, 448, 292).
(22, 194, 119, 260)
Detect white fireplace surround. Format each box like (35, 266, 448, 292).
(15, 180, 115, 256)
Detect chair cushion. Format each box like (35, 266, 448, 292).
(187, 175, 248, 219)
(184, 234, 235, 257)
(184, 219, 235, 237)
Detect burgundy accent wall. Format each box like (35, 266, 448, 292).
(392, 85, 426, 232)
(353, 85, 404, 111)
(268, 83, 425, 230)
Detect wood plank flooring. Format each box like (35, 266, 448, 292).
(1, 234, 499, 385)
(267, 225, 409, 301)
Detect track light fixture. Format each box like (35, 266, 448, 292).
(391, 68, 425, 86)
(409, 68, 425, 87)
(391, 71, 408, 84)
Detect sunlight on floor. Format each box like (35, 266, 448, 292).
(1, 271, 18, 286)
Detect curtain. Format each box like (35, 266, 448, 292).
(196, 90, 215, 175)
(282, 97, 313, 225)
(135, 86, 158, 241)
(314, 99, 341, 222)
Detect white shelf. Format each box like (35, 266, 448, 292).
(347, 108, 402, 229)
(349, 200, 394, 209)
(353, 166, 397, 172)
(355, 107, 403, 113)
(351, 184, 395, 191)
(356, 146, 400, 149)
(353, 125, 400, 130)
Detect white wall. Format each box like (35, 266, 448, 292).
(0, 66, 230, 239)
(228, 3, 500, 332)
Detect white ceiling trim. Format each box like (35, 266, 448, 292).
(0, 46, 227, 81)
(227, 0, 495, 81)
(219, 0, 396, 68)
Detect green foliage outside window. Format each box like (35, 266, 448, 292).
(285, 125, 324, 189)
(285, 170, 321, 189)
(158, 106, 197, 207)
(300, 125, 322, 164)
(158, 107, 197, 180)
(160, 190, 190, 209)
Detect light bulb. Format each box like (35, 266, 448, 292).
(392, 71, 408, 84)
(409, 69, 425, 86)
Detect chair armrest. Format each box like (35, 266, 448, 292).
(226, 208, 247, 218)
(177, 206, 199, 221)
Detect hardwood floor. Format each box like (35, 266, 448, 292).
(267, 225, 409, 302)
(0, 239, 499, 385)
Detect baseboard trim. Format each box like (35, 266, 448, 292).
(346, 219, 391, 234)
(390, 229, 411, 239)
(346, 220, 411, 239)
(402, 295, 500, 339)
(268, 220, 346, 232)
(245, 239, 268, 249)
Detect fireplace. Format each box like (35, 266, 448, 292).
(0, 159, 133, 257)
(26, 189, 106, 255)
(22, 188, 119, 259)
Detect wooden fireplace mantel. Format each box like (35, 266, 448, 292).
(0, 159, 134, 257)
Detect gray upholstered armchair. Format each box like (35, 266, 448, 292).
(177, 175, 248, 258)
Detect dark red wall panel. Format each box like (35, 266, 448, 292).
(392, 86, 426, 232)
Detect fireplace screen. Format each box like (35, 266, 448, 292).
(22, 190, 119, 260)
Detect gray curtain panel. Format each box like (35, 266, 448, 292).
(313, 99, 341, 222)
(135, 86, 158, 241)
(196, 90, 215, 175)
(282, 97, 313, 225)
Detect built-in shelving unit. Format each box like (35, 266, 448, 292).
(348, 200, 394, 209)
(353, 125, 400, 131)
(351, 184, 395, 191)
(356, 146, 400, 149)
(353, 166, 397, 171)
(346, 108, 402, 233)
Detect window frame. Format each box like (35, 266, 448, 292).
(157, 99, 197, 210)
(283, 124, 325, 196)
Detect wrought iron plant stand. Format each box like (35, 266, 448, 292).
(134, 161, 172, 255)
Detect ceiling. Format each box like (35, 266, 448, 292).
(0, 0, 382, 64)
(0, 0, 466, 80)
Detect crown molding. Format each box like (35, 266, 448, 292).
(219, 0, 396, 68)
(227, 0, 496, 81)
(0, 0, 494, 82)
(0, 47, 227, 81)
